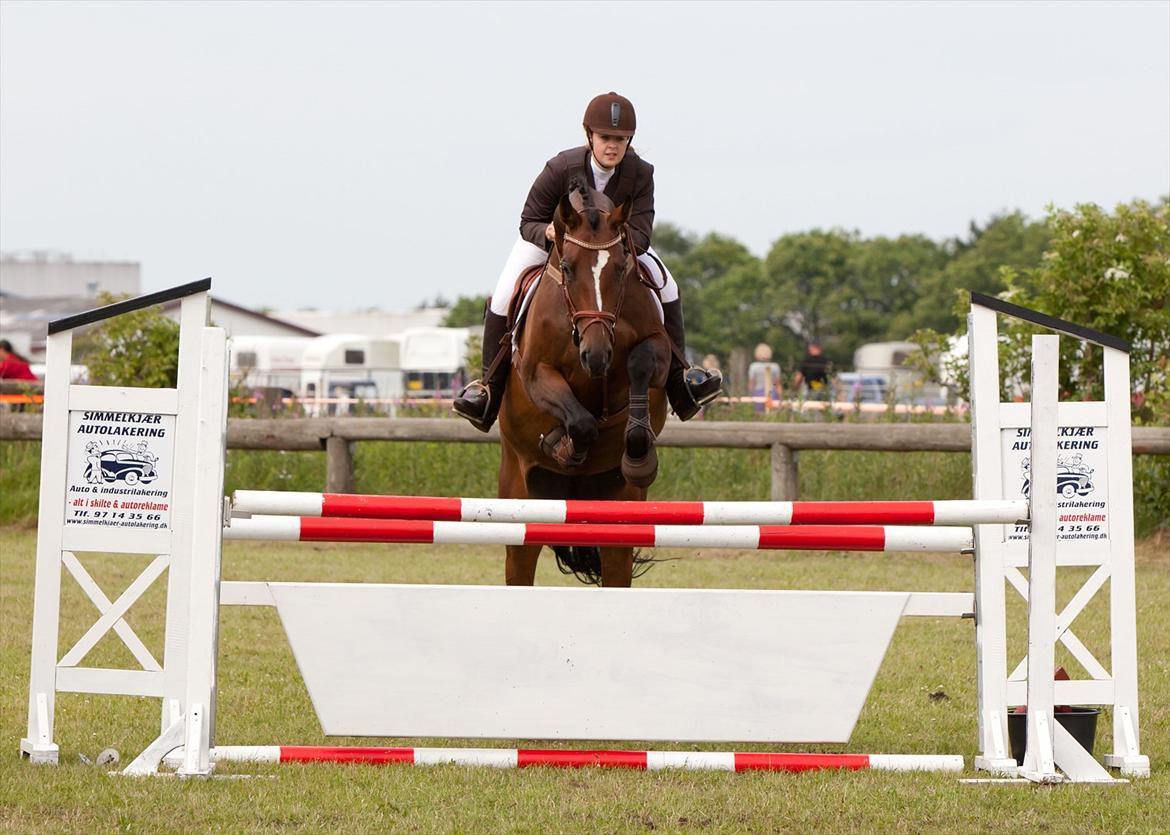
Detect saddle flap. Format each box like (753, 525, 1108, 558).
(505, 263, 546, 354)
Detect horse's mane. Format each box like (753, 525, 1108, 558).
(567, 175, 613, 232)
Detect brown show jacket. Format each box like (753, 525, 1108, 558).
(519, 146, 655, 255)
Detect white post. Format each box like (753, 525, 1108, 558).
(19, 328, 73, 764)
(968, 304, 1016, 776)
(1101, 346, 1150, 777)
(1020, 334, 1060, 783)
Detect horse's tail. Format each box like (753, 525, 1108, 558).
(551, 546, 658, 586)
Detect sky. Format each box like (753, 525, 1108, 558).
(1, 0, 1167, 312)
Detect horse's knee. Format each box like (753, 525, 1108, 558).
(567, 414, 599, 448)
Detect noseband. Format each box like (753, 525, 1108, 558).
(546, 231, 633, 347)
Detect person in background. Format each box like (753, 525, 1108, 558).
(0, 340, 38, 381)
(793, 341, 831, 400)
(746, 343, 782, 413)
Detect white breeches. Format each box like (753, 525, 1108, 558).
(489, 236, 679, 315)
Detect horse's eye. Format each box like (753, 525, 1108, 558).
(560, 260, 573, 281)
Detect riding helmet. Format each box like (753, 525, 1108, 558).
(583, 92, 636, 137)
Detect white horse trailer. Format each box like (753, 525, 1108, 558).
(852, 341, 945, 406)
(299, 334, 404, 415)
(229, 336, 314, 395)
(398, 327, 469, 399)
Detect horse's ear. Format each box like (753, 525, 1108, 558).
(555, 191, 578, 235)
(611, 197, 633, 227)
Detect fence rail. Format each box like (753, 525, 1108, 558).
(3, 413, 1167, 500)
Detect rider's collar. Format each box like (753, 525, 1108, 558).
(590, 153, 615, 183)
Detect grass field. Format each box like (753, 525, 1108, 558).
(1, 525, 1167, 833)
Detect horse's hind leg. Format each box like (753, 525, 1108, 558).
(505, 544, 542, 586)
(622, 338, 669, 487)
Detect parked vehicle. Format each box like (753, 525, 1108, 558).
(299, 334, 404, 416)
(399, 327, 469, 399)
(836, 372, 887, 404)
(852, 341, 945, 406)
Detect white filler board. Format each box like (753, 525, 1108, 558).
(271, 583, 908, 743)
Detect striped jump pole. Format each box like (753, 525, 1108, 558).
(232, 490, 1027, 526)
(173, 745, 963, 773)
(224, 516, 975, 552)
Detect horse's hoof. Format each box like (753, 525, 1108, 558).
(621, 447, 658, 487)
(540, 426, 587, 468)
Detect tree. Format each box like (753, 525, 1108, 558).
(912, 198, 1169, 425)
(848, 234, 948, 346)
(442, 294, 490, 327)
(762, 229, 858, 366)
(1003, 198, 1169, 424)
(81, 294, 181, 388)
(912, 212, 1050, 333)
(650, 221, 697, 262)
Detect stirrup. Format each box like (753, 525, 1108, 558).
(453, 379, 490, 409)
(452, 379, 493, 429)
(684, 367, 723, 407)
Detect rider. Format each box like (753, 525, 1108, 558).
(453, 91, 722, 432)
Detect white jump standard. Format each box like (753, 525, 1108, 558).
(19, 284, 1150, 784)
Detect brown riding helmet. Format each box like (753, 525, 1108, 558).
(583, 92, 636, 137)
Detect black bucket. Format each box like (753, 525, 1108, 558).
(1007, 708, 1100, 766)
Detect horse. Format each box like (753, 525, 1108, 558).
(497, 180, 671, 587)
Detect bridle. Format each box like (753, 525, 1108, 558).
(545, 228, 635, 348)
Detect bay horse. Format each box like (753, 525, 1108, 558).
(497, 180, 671, 587)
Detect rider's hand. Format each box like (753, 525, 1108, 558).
(545, 222, 555, 241)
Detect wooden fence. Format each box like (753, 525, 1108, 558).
(3, 412, 1166, 500)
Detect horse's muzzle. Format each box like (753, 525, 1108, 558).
(580, 345, 612, 378)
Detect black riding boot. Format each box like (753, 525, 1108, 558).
(453, 310, 511, 432)
(662, 299, 723, 421)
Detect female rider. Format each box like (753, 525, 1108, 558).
(453, 91, 721, 431)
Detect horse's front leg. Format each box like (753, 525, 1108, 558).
(622, 338, 669, 487)
(505, 544, 542, 585)
(526, 361, 598, 466)
(598, 546, 633, 588)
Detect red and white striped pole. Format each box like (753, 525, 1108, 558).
(232, 490, 1025, 527)
(223, 516, 974, 552)
(174, 745, 963, 773)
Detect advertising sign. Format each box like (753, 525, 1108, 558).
(64, 410, 176, 531)
(1001, 426, 1109, 543)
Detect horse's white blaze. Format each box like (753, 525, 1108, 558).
(592, 250, 609, 308)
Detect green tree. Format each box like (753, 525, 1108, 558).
(1003, 198, 1169, 423)
(912, 198, 1169, 425)
(699, 259, 802, 362)
(81, 294, 181, 388)
(762, 229, 857, 365)
(668, 233, 761, 350)
(442, 294, 490, 327)
(912, 212, 1050, 333)
(650, 221, 697, 262)
(849, 234, 948, 346)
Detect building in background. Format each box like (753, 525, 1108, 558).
(0, 251, 140, 299)
(271, 307, 448, 336)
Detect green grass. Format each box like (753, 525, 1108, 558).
(1, 529, 1167, 833)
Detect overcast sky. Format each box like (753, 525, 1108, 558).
(1, 1, 1167, 312)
